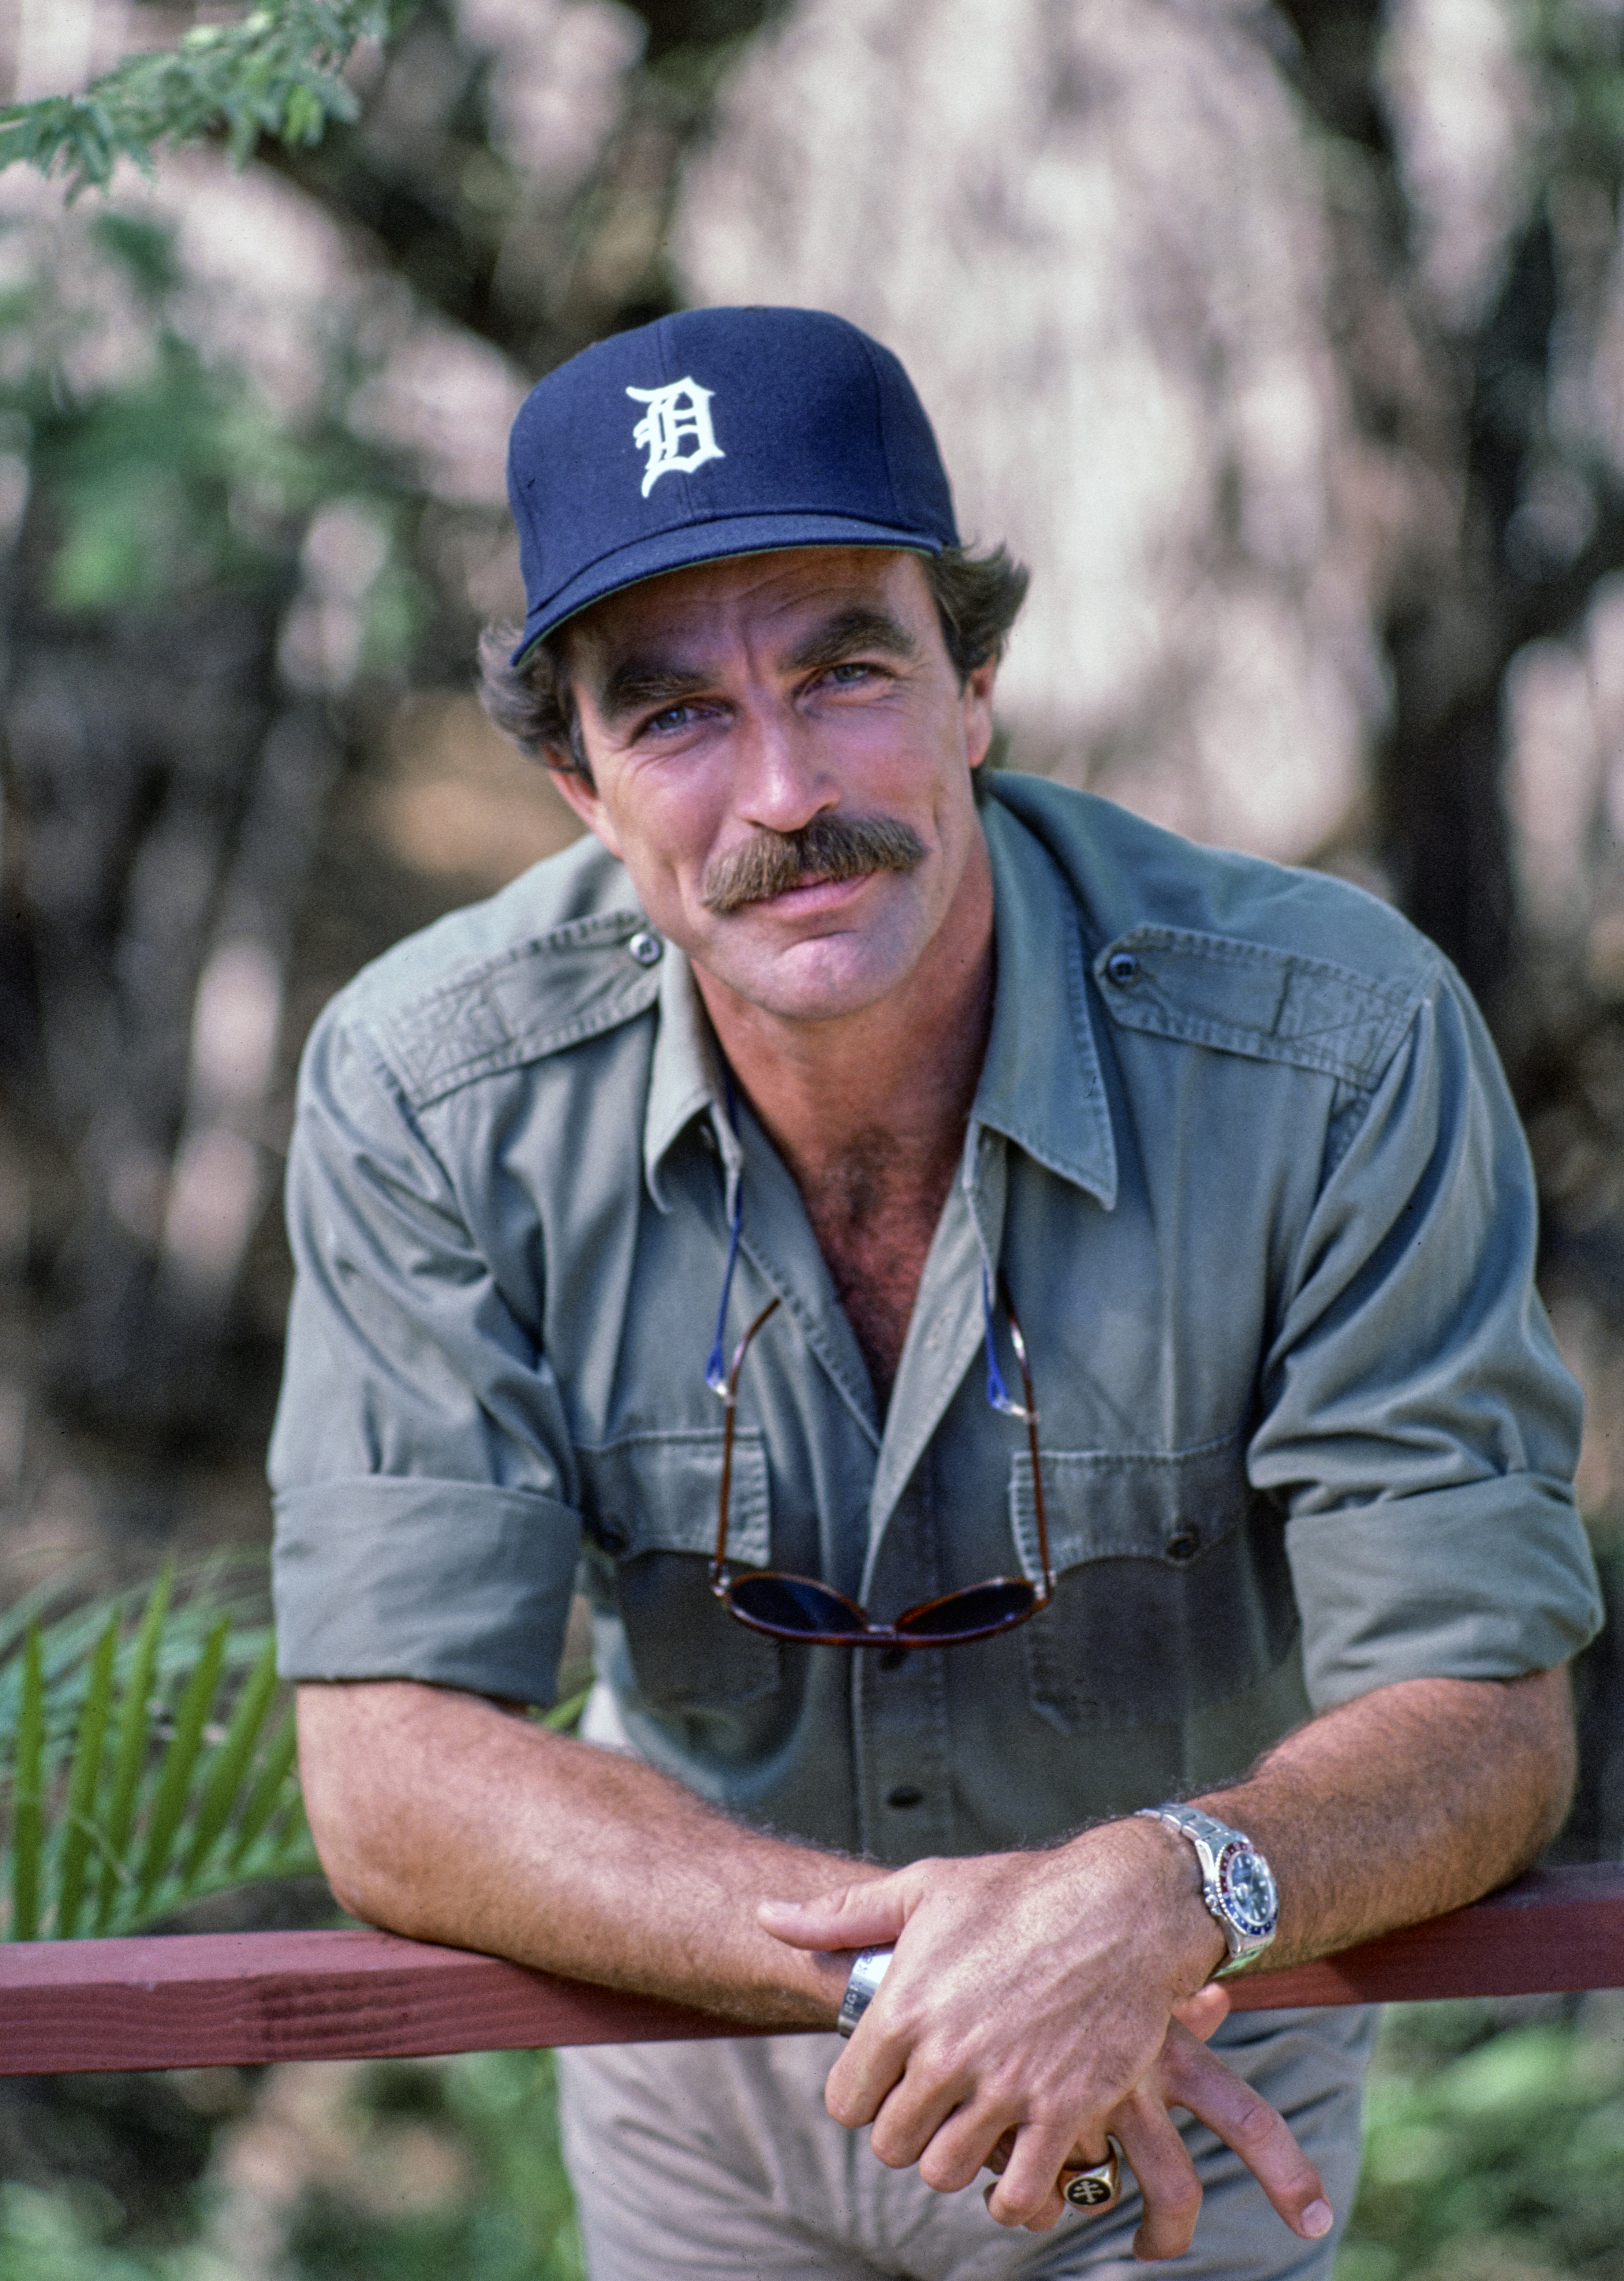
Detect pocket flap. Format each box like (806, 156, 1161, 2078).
(1009, 1432, 1252, 1578)
(575, 1429, 770, 1568)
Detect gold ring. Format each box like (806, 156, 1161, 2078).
(1058, 2143, 1121, 2211)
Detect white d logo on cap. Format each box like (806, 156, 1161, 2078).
(627, 378, 725, 497)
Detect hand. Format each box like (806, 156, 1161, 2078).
(984, 1999, 1329, 2254)
(759, 1829, 1333, 2251)
(983, 1983, 1231, 2207)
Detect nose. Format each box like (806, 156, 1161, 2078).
(732, 696, 840, 836)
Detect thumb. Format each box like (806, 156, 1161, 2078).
(758, 1877, 908, 1953)
(1172, 1982, 1232, 2044)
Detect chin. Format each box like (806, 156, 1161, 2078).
(716, 935, 912, 1023)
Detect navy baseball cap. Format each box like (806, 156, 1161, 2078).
(506, 306, 960, 661)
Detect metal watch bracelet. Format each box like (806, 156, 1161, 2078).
(836, 1945, 894, 2037)
(1134, 1803, 1279, 1976)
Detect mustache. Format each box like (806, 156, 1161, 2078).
(701, 814, 927, 915)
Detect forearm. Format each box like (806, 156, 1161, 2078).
(296, 1680, 875, 2026)
(1192, 1667, 1576, 1970)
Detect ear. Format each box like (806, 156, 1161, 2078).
(546, 758, 625, 860)
(962, 657, 997, 773)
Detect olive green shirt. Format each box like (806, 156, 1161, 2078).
(270, 775, 1602, 1863)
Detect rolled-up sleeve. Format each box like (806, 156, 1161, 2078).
(1250, 968, 1603, 1710)
(269, 1005, 582, 1705)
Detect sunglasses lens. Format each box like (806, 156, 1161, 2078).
(898, 1580, 1035, 1640)
(728, 1573, 866, 1638)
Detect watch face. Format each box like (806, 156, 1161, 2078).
(1216, 1841, 1278, 1938)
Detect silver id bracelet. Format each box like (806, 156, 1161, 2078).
(836, 1945, 894, 2038)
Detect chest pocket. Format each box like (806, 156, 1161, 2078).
(1011, 1431, 1297, 1732)
(575, 1429, 780, 1712)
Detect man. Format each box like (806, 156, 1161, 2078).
(271, 306, 1602, 2280)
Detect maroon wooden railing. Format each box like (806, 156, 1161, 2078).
(2, 1863, 1621, 2076)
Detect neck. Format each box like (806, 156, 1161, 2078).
(694, 858, 996, 1408)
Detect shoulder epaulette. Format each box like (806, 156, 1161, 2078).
(376, 908, 664, 1110)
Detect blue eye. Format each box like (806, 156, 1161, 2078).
(638, 703, 706, 739)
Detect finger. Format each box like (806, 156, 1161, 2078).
(1157, 2026, 1334, 2244)
(983, 2127, 1016, 2176)
(823, 2007, 925, 2131)
(986, 2126, 1118, 2234)
(984, 2177, 1068, 2232)
(758, 1879, 908, 1952)
(1170, 1982, 1231, 2043)
(863, 2064, 974, 2172)
(984, 2121, 1090, 2230)
(1110, 2086, 1204, 2260)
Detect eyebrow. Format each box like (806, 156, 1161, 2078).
(781, 606, 922, 675)
(590, 604, 923, 727)
(596, 660, 713, 724)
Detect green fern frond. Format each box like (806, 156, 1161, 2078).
(9, 1628, 43, 1941)
(0, 1566, 319, 1940)
(53, 1616, 117, 1939)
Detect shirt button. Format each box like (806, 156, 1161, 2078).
(1105, 949, 1139, 987)
(1165, 1531, 1199, 1563)
(886, 1785, 925, 1810)
(627, 930, 663, 967)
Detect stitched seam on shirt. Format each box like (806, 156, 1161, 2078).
(1101, 967, 1434, 1085)
(1321, 1078, 1375, 1180)
(386, 908, 647, 1023)
(400, 981, 662, 1109)
(1106, 924, 1425, 997)
(577, 1429, 753, 1454)
(323, 1018, 489, 1297)
(1091, 926, 1440, 1086)
(1019, 1428, 1247, 1470)
(367, 909, 655, 1105)
(739, 1232, 881, 1448)
(1102, 1007, 1389, 1082)
(273, 1476, 579, 1512)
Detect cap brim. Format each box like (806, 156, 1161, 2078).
(510, 511, 944, 664)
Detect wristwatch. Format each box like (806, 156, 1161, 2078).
(1135, 1804, 1278, 1976)
(836, 1946, 893, 2037)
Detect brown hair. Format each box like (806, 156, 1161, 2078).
(477, 542, 1030, 783)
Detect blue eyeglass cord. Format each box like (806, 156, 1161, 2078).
(704, 1074, 1016, 1416)
(981, 1262, 1020, 1417)
(705, 1075, 745, 1397)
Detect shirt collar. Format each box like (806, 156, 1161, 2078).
(641, 792, 1119, 1214)
(643, 938, 736, 1213)
(970, 795, 1118, 1209)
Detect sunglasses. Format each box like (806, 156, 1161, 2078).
(707, 1279, 1054, 1650)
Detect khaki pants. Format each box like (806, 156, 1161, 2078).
(559, 2003, 1377, 2281)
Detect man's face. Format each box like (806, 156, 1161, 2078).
(549, 548, 996, 1026)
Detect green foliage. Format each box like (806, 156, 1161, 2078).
(32, 336, 313, 612)
(0, 1569, 318, 1940)
(0, 204, 422, 625)
(1337, 1996, 1624, 2280)
(0, 2052, 585, 2280)
(287, 2052, 585, 2281)
(0, 2, 417, 200)
(0, 2184, 162, 2281)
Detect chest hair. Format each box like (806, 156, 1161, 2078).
(799, 1130, 958, 1414)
